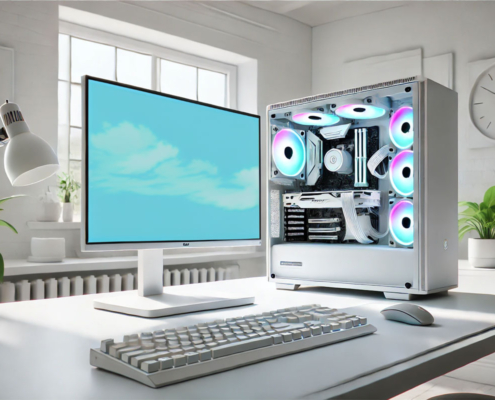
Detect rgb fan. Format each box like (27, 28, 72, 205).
(389, 200, 414, 246)
(390, 150, 414, 197)
(389, 106, 414, 149)
(335, 104, 386, 120)
(272, 128, 306, 177)
(292, 111, 340, 126)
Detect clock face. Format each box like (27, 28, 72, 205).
(470, 64, 495, 140)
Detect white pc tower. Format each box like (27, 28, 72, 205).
(81, 76, 261, 317)
(267, 77, 458, 300)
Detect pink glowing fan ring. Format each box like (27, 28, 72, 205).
(389, 106, 414, 149)
(390, 150, 414, 197)
(389, 199, 414, 246)
(272, 128, 306, 177)
(335, 104, 386, 120)
(292, 112, 340, 126)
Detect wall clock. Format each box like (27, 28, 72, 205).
(468, 57, 495, 148)
(470, 63, 495, 140)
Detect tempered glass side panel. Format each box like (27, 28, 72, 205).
(267, 80, 420, 290)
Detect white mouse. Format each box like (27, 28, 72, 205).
(381, 303, 434, 326)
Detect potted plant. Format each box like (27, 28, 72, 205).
(59, 173, 81, 222)
(459, 186, 495, 267)
(38, 188, 62, 222)
(0, 195, 22, 282)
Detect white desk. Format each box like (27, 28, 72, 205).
(1, 277, 495, 400)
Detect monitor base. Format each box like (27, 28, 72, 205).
(94, 290, 255, 318)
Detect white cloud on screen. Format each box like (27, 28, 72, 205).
(89, 122, 259, 210)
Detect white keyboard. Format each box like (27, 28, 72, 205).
(90, 304, 376, 388)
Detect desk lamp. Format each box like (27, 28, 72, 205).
(0, 100, 59, 186)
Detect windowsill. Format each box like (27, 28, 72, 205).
(4, 251, 264, 277)
(459, 259, 495, 275)
(27, 221, 81, 230)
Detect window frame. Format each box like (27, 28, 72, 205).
(59, 21, 237, 105)
(58, 20, 237, 180)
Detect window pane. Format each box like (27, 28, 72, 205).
(160, 59, 197, 100)
(198, 69, 226, 107)
(58, 81, 69, 126)
(117, 49, 152, 89)
(59, 34, 70, 81)
(70, 127, 82, 160)
(70, 84, 81, 127)
(71, 37, 115, 83)
(58, 124, 69, 175)
(69, 160, 82, 220)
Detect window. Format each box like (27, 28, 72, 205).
(58, 31, 233, 218)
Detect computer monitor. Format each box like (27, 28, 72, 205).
(81, 76, 261, 317)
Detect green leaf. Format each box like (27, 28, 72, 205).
(459, 201, 480, 210)
(484, 186, 495, 207)
(0, 220, 18, 234)
(460, 208, 477, 217)
(0, 195, 25, 205)
(0, 253, 3, 283)
(459, 225, 475, 240)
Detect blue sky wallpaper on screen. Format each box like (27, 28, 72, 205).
(86, 79, 260, 243)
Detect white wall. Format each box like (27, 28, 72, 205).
(313, 1, 495, 259)
(0, 2, 312, 266)
(0, 2, 59, 258)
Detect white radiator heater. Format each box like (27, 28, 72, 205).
(0, 265, 240, 303)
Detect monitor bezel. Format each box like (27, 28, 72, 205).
(81, 76, 262, 251)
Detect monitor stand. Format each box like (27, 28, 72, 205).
(93, 249, 255, 318)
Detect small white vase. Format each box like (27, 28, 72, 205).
(39, 202, 62, 222)
(468, 238, 495, 268)
(62, 203, 74, 222)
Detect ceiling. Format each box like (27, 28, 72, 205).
(243, 1, 407, 27)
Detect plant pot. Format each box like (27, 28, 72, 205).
(468, 238, 495, 268)
(38, 202, 62, 222)
(62, 203, 74, 222)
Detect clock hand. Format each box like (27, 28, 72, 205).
(481, 86, 495, 95)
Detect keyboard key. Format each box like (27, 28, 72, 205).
(116, 346, 141, 359)
(122, 350, 145, 364)
(109, 343, 128, 357)
(185, 352, 199, 364)
(275, 324, 303, 333)
(141, 360, 160, 373)
(100, 339, 114, 353)
(123, 334, 139, 343)
(172, 354, 186, 367)
(339, 320, 353, 330)
(212, 336, 272, 359)
(131, 351, 170, 368)
(271, 334, 283, 344)
(159, 357, 173, 370)
(329, 322, 340, 331)
(300, 328, 311, 338)
(311, 326, 322, 336)
(291, 330, 302, 340)
(198, 349, 211, 361)
(282, 333, 292, 342)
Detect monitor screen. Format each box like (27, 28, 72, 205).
(84, 77, 260, 245)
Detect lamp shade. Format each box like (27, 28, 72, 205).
(1, 101, 59, 186)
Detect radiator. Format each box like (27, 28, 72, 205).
(0, 265, 240, 303)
